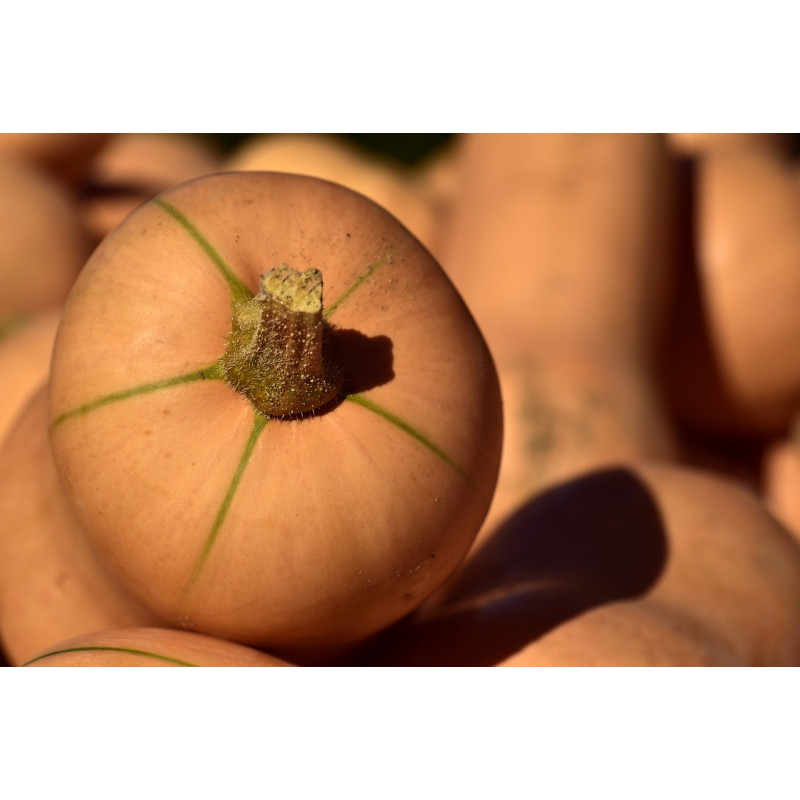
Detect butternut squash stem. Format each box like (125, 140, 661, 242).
(22, 646, 197, 667)
(53, 203, 466, 477)
(219, 265, 343, 418)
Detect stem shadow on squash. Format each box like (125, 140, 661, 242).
(330, 328, 394, 396)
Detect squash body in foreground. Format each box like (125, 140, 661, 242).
(23, 627, 291, 667)
(48, 171, 502, 657)
(0, 386, 159, 666)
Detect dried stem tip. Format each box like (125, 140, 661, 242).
(220, 265, 342, 417)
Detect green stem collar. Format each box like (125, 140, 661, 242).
(220, 265, 342, 417)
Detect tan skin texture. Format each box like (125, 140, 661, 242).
(762, 425, 800, 544)
(363, 461, 800, 666)
(0, 309, 60, 447)
(437, 134, 679, 543)
(23, 627, 292, 667)
(0, 156, 91, 324)
(439, 133, 678, 361)
(226, 134, 446, 261)
(662, 147, 800, 437)
(0, 387, 160, 666)
(48, 171, 503, 661)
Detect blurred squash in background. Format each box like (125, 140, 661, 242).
(0, 155, 91, 323)
(436, 133, 680, 541)
(79, 132, 224, 241)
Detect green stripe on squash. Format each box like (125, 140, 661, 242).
(152, 197, 252, 305)
(183, 411, 269, 595)
(51, 364, 224, 427)
(23, 646, 198, 667)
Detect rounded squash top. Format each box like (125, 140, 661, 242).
(47, 171, 503, 657)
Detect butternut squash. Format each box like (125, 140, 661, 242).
(438, 133, 679, 537)
(47, 171, 502, 660)
(0, 386, 159, 666)
(365, 462, 800, 666)
(663, 146, 800, 436)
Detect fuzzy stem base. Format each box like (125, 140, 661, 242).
(220, 265, 342, 417)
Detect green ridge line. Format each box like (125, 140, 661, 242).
(324, 249, 394, 319)
(184, 411, 270, 594)
(51, 363, 224, 427)
(23, 646, 198, 667)
(153, 197, 253, 305)
(52, 196, 249, 425)
(346, 393, 470, 482)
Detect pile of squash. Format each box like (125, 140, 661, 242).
(3, 132, 800, 668)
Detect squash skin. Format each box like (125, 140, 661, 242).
(80, 133, 223, 242)
(762, 428, 800, 543)
(440, 133, 677, 362)
(496, 601, 743, 667)
(0, 156, 91, 323)
(23, 627, 292, 667)
(226, 134, 444, 259)
(0, 386, 159, 666)
(698, 148, 800, 427)
(663, 147, 800, 437)
(47, 171, 503, 658)
(438, 134, 679, 542)
(0, 309, 60, 447)
(364, 462, 800, 667)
